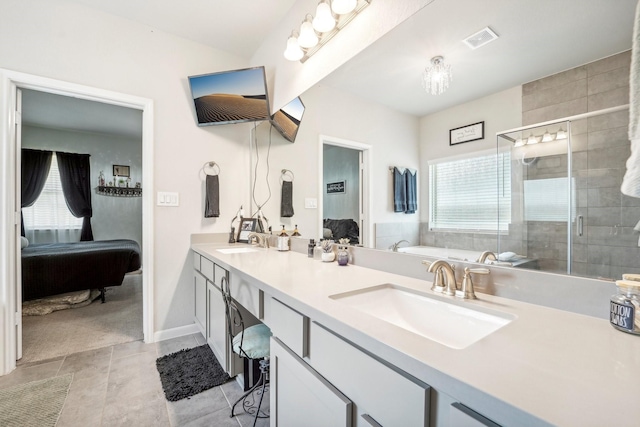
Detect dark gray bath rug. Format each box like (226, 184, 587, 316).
(156, 344, 230, 401)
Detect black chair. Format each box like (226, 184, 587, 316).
(221, 276, 271, 426)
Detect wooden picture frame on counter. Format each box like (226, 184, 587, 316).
(237, 218, 258, 243)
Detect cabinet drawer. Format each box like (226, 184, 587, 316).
(193, 251, 201, 271)
(265, 297, 308, 358)
(309, 322, 430, 427)
(214, 264, 227, 288)
(200, 257, 214, 282)
(229, 271, 262, 319)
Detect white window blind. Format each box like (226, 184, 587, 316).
(429, 152, 511, 231)
(22, 153, 83, 231)
(524, 177, 575, 221)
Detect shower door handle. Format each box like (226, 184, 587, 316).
(577, 215, 583, 237)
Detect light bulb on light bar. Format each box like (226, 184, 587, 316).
(556, 128, 567, 139)
(298, 15, 319, 49)
(527, 134, 539, 145)
(313, 1, 336, 33)
(541, 130, 554, 142)
(332, 0, 357, 14)
(284, 32, 304, 61)
(513, 138, 526, 148)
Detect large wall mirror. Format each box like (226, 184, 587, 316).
(252, 0, 637, 282)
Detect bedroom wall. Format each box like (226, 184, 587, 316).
(323, 145, 360, 222)
(21, 125, 143, 248)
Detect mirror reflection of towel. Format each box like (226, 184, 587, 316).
(204, 175, 220, 218)
(393, 167, 407, 212)
(281, 181, 294, 217)
(405, 169, 417, 214)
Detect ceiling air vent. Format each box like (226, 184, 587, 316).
(463, 27, 499, 50)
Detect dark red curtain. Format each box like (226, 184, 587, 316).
(21, 149, 53, 236)
(56, 152, 94, 241)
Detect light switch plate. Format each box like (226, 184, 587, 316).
(304, 198, 318, 209)
(157, 191, 179, 207)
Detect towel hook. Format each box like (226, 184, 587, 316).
(280, 169, 294, 184)
(202, 161, 220, 176)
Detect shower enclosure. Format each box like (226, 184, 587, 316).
(497, 105, 638, 280)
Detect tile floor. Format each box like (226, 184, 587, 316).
(0, 334, 269, 426)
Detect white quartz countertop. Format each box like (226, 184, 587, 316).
(192, 243, 640, 427)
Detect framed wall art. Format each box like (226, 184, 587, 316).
(449, 121, 484, 145)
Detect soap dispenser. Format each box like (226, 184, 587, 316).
(277, 225, 290, 251)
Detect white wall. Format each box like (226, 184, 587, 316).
(0, 0, 254, 333)
(418, 86, 523, 222)
(251, 83, 420, 242)
(22, 125, 143, 247)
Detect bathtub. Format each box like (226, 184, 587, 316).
(397, 245, 483, 262)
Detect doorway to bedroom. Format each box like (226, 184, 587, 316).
(18, 89, 145, 364)
(320, 136, 371, 247)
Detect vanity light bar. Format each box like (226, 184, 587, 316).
(286, 0, 372, 64)
(512, 128, 567, 147)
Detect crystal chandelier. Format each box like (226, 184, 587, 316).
(422, 56, 452, 95)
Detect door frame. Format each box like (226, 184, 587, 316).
(0, 69, 155, 376)
(318, 134, 371, 247)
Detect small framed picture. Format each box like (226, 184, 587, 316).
(237, 218, 258, 243)
(113, 164, 130, 177)
(449, 121, 484, 145)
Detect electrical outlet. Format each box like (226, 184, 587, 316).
(305, 198, 318, 209)
(157, 192, 179, 207)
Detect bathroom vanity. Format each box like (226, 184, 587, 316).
(191, 241, 640, 427)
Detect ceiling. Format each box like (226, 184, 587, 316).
(323, 0, 637, 117)
(22, 0, 637, 136)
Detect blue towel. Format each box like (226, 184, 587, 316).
(405, 169, 417, 214)
(393, 167, 407, 212)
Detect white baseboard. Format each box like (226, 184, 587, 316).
(154, 323, 199, 342)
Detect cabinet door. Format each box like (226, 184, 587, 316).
(193, 271, 206, 337)
(207, 281, 228, 372)
(271, 337, 352, 427)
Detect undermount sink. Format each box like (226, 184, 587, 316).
(216, 247, 259, 254)
(329, 284, 515, 349)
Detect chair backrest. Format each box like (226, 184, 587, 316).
(220, 276, 249, 358)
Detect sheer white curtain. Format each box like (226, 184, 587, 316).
(22, 153, 83, 244)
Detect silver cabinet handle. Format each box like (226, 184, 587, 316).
(361, 414, 383, 427)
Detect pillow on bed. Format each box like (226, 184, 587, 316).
(323, 228, 333, 239)
(20, 236, 29, 249)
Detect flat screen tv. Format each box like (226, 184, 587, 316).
(270, 96, 305, 143)
(188, 66, 270, 126)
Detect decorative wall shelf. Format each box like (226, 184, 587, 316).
(96, 186, 142, 197)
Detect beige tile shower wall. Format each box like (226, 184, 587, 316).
(521, 50, 640, 279)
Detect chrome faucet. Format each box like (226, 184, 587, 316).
(476, 251, 497, 264)
(247, 232, 269, 248)
(389, 240, 409, 252)
(424, 259, 457, 296)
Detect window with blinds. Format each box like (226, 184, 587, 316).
(429, 152, 511, 231)
(524, 177, 575, 221)
(22, 153, 83, 230)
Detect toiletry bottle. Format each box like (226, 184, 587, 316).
(277, 225, 289, 251)
(292, 225, 301, 236)
(308, 239, 315, 258)
(313, 241, 323, 260)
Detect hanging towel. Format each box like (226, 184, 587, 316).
(622, 1, 640, 198)
(393, 167, 407, 212)
(281, 180, 294, 217)
(405, 168, 418, 214)
(204, 174, 220, 218)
